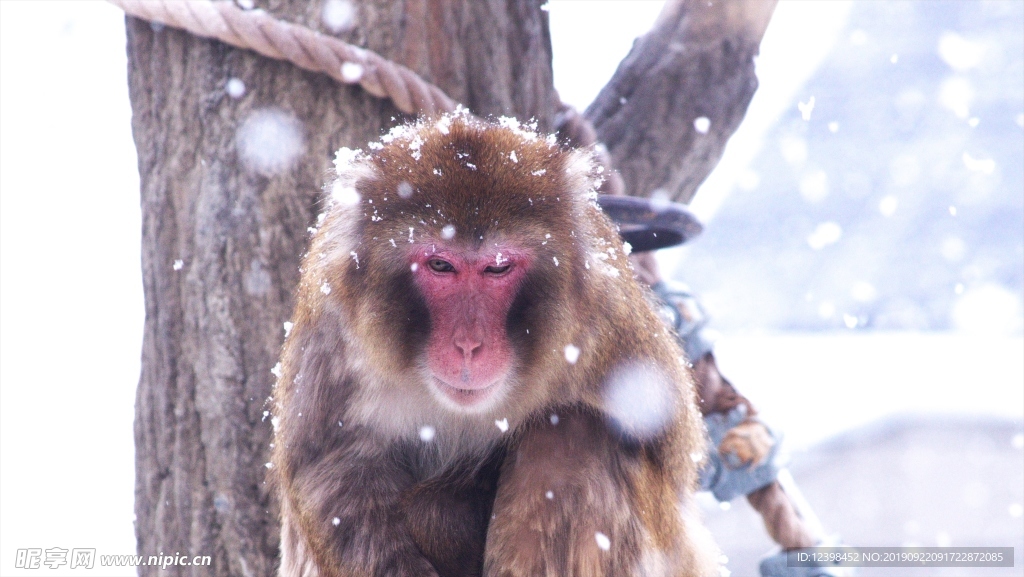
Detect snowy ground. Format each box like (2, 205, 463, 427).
(1, 2, 1021, 577)
(710, 331, 1024, 451)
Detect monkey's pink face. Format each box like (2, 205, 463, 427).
(411, 245, 530, 411)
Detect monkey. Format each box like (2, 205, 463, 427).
(270, 112, 719, 577)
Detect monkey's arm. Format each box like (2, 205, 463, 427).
(483, 409, 709, 577)
(746, 482, 817, 550)
(279, 442, 440, 577)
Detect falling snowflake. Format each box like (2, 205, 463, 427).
(321, 0, 356, 33)
(878, 196, 898, 217)
(962, 151, 995, 174)
(236, 108, 304, 175)
(397, 181, 414, 198)
(340, 62, 364, 83)
(419, 425, 436, 442)
(603, 361, 675, 438)
(798, 96, 815, 121)
(806, 222, 842, 250)
(226, 77, 245, 98)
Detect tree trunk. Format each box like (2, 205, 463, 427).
(126, 2, 556, 575)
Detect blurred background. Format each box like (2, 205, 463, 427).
(1, 1, 1021, 576)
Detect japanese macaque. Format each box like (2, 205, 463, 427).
(271, 114, 718, 577)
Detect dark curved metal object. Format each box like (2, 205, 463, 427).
(597, 194, 703, 252)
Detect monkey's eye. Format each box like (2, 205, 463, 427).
(428, 258, 455, 273)
(484, 264, 512, 275)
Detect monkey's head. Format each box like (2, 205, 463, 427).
(299, 114, 647, 431)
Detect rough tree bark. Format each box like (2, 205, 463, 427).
(587, 0, 777, 203)
(125, 0, 772, 575)
(127, 2, 555, 576)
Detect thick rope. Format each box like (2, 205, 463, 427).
(110, 0, 457, 116)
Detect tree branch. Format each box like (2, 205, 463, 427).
(585, 0, 778, 203)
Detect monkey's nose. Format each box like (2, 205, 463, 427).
(454, 338, 482, 362)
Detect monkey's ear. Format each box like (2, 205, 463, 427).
(327, 146, 378, 207)
(597, 195, 703, 252)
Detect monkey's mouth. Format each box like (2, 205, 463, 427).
(432, 377, 501, 408)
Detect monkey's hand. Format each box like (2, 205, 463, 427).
(700, 407, 785, 502)
(484, 410, 714, 576)
(718, 419, 775, 469)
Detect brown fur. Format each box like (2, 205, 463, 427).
(271, 114, 717, 576)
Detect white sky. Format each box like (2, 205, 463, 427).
(547, 0, 667, 111)
(0, 1, 1020, 574)
(549, 0, 854, 221)
(1, 3, 141, 574)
